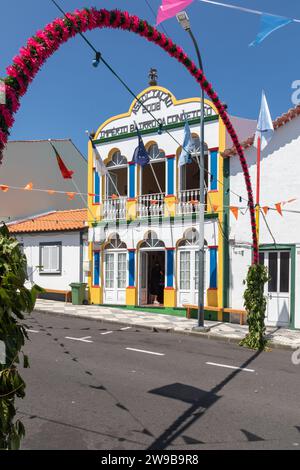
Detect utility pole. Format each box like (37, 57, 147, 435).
(176, 11, 207, 330)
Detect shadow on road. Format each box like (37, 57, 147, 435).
(147, 349, 262, 450)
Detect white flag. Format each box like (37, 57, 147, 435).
(253, 90, 274, 151)
(91, 139, 107, 176)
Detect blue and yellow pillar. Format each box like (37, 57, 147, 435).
(126, 248, 136, 306)
(164, 247, 176, 307)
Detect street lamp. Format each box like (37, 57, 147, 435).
(177, 10, 207, 330)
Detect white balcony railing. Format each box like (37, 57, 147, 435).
(176, 189, 201, 215)
(103, 196, 127, 220)
(137, 193, 165, 218)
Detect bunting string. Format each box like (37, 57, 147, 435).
(0, 180, 297, 218)
(199, 0, 300, 23)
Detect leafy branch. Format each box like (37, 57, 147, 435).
(240, 263, 269, 351)
(0, 224, 43, 450)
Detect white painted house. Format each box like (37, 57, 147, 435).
(224, 105, 300, 329)
(8, 209, 89, 300)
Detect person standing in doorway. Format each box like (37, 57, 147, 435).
(150, 261, 163, 305)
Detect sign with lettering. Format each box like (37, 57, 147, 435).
(99, 87, 217, 140)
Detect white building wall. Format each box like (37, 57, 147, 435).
(17, 231, 82, 291)
(228, 115, 300, 327)
(89, 218, 218, 249)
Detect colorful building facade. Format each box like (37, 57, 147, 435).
(87, 84, 254, 319)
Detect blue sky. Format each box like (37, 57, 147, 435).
(0, 0, 298, 157)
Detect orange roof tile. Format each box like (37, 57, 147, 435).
(9, 209, 88, 234)
(222, 104, 300, 157)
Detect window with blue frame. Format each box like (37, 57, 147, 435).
(93, 169, 100, 204)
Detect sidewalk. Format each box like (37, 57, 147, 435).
(34, 299, 300, 351)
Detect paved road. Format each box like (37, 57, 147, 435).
(17, 311, 300, 450)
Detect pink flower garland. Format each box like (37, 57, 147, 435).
(0, 7, 258, 262)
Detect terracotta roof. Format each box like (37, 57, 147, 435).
(9, 209, 88, 234)
(222, 104, 300, 157)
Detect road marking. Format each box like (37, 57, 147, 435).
(101, 331, 113, 335)
(65, 336, 93, 343)
(120, 327, 132, 330)
(26, 329, 39, 333)
(126, 347, 165, 356)
(205, 362, 255, 372)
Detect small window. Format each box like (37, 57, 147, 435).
(39, 243, 61, 274)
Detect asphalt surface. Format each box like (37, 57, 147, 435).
(16, 311, 300, 450)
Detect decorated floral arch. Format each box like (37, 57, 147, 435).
(0, 7, 258, 262)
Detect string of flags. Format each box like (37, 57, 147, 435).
(156, 0, 298, 46)
(0, 180, 297, 217)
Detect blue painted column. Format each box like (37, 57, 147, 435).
(209, 247, 218, 288)
(93, 169, 100, 204)
(128, 162, 136, 198)
(128, 249, 135, 287)
(166, 248, 175, 287)
(209, 148, 218, 191)
(93, 251, 100, 286)
(166, 155, 175, 195)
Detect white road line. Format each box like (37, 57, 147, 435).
(26, 329, 39, 333)
(205, 362, 255, 372)
(120, 327, 132, 330)
(65, 336, 93, 343)
(101, 331, 113, 335)
(126, 347, 165, 356)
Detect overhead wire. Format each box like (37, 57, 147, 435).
(49, 0, 250, 206)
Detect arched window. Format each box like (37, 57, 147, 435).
(105, 233, 127, 250)
(107, 150, 127, 167)
(141, 144, 166, 195)
(148, 143, 165, 161)
(178, 228, 207, 247)
(140, 231, 165, 248)
(105, 150, 128, 198)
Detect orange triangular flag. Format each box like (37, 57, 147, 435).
(275, 203, 283, 216)
(24, 182, 33, 190)
(47, 189, 56, 195)
(88, 193, 96, 197)
(262, 206, 269, 215)
(230, 206, 239, 220)
(66, 192, 75, 200)
(212, 204, 219, 213)
(0, 185, 9, 192)
(111, 193, 118, 200)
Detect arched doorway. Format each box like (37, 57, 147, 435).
(103, 233, 127, 304)
(177, 228, 208, 307)
(138, 230, 165, 306)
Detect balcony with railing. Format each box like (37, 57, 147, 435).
(137, 193, 165, 218)
(176, 189, 204, 215)
(103, 196, 127, 220)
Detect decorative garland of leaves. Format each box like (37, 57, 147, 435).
(0, 7, 258, 262)
(0, 225, 42, 449)
(240, 264, 269, 351)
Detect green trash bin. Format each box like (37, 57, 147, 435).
(69, 283, 87, 305)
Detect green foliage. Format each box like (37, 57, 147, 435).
(0, 225, 43, 450)
(240, 263, 269, 351)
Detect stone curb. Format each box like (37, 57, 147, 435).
(33, 308, 299, 352)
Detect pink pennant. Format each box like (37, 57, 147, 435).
(156, 0, 194, 25)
